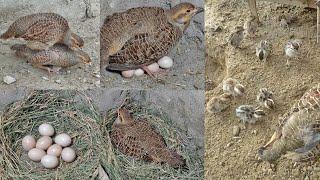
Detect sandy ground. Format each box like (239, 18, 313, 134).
(0, 0, 100, 90)
(100, 0, 205, 90)
(205, 0, 320, 179)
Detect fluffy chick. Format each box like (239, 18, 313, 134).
(236, 105, 265, 124)
(285, 39, 302, 66)
(206, 93, 233, 113)
(256, 40, 271, 63)
(257, 88, 275, 109)
(223, 78, 245, 97)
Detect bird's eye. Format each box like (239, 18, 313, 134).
(186, 10, 191, 12)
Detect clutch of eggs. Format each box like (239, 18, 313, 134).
(121, 56, 173, 78)
(22, 123, 76, 169)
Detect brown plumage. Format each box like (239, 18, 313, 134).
(11, 44, 91, 74)
(1, 13, 84, 50)
(259, 85, 320, 162)
(110, 108, 185, 168)
(100, 3, 203, 71)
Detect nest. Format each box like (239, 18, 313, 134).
(102, 103, 204, 179)
(0, 91, 105, 179)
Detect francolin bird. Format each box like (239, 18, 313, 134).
(110, 108, 185, 168)
(100, 3, 203, 77)
(1, 13, 84, 50)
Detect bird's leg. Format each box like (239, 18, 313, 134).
(247, 0, 259, 23)
(142, 66, 156, 78)
(263, 131, 280, 148)
(142, 66, 168, 78)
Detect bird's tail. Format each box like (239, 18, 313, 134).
(0, 30, 14, 39)
(152, 148, 186, 168)
(10, 44, 36, 59)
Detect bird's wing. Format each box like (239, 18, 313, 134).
(20, 19, 65, 43)
(110, 127, 151, 160)
(107, 24, 181, 71)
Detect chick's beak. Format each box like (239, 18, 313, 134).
(195, 7, 204, 14)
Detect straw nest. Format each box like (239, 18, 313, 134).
(102, 103, 204, 179)
(0, 91, 105, 179)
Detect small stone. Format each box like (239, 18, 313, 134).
(55, 79, 62, 84)
(232, 125, 241, 136)
(94, 74, 101, 78)
(252, 130, 258, 135)
(226, 142, 233, 148)
(3, 76, 16, 84)
(42, 77, 49, 81)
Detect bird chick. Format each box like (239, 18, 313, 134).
(236, 105, 265, 124)
(222, 78, 245, 97)
(285, 39, 302, 66)
(244, 16, 258, 38)
(206, 93, 233, 113)
(229, 26, 245, 48)
(256, 88, 275, 109)
(256, 40, 271, 63)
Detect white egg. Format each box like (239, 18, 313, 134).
(121, 70, 134, 78)
(54, 133, 72, 147)
(61, 147, 76, 163)
(28, 148, 46, 162)
(47, 144, 62, 157)
(22, 135, 36, 151)
(38, 123, 55, 136)
(41, 155, 59, 169)
(147, 63, 160, 73)
(158, 56, 173, 69)
(134, 69, 144, 77)
(36, 136, 53, 150)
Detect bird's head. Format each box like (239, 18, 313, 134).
(65, 31, 84, 49)
(114, 108, 134, 125)
(76, 50, 91, 64)
(168, 3, 203, 27)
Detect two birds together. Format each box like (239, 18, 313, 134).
(206, 78, 274, 124)
(1, 3, 203, 77)
(1, 13, 91, 74)
(229, 16, 302, 66)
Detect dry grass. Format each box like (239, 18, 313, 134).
(0, 90, 105, 180)
(102, 101, 204, 180)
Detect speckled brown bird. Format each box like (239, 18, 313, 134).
(110, 108, 185, 168)
(11, 44, 91, 74)
(259, 86, 320, 162)
(100, 3, 203, 76)
(1, 13, 84, 50)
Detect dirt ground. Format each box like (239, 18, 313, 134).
(100, 0, 205, 90)
(0, 0, 100, 90)
(205, 0, 320, 179)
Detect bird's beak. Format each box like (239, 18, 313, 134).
(195, 7, 204, 14)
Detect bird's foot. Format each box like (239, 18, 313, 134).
(142, 66, 168, 78)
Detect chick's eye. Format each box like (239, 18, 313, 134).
(186, 10, 191, 12)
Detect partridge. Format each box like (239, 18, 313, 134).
(1, 13, 84, 50)
(100, 3, 203, 76)
(110, 108, 185, 168)
(259, 85, 320, 162)
(11, 44, 91, 74)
